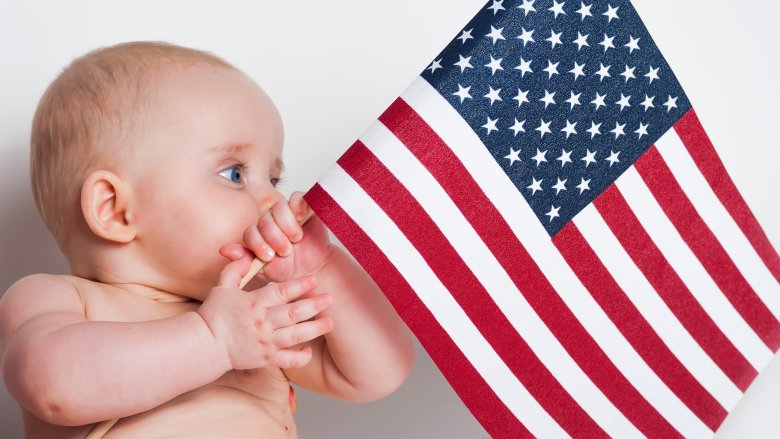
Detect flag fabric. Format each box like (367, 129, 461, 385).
(303, 0, 780, 437)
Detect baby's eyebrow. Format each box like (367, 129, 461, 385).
(207, 143, 250, 154)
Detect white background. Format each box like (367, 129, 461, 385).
(0, 1, 778, 437)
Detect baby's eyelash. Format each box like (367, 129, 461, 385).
(270, 176, 284, 187)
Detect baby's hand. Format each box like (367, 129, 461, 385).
(244, 191, 331, 282)
(198, 253, 334, 370)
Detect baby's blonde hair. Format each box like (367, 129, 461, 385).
(30, 41, 233, 253)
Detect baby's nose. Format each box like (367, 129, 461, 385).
(254, 188, 285, 214)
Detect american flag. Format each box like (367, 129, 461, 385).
(304, 0, 780, 437)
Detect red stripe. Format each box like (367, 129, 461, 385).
(378, 98, 679, 437)
(337, 141, 606, 437)
(596, 185, 755, 391)
(554, 221, 726, 430)
(304, 184, 531, 439)
(635, 147, 780, 351)
(674, 110, 780, 283)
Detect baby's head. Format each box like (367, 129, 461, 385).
(31, 42, 285, 296)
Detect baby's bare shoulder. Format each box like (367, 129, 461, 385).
(0, 273, 86, 339)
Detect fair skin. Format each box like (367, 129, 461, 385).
(0, 63, 414, 438)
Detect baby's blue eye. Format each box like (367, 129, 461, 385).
(219, 165, 243, 184)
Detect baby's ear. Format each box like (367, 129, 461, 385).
(80, 170, 137, 243)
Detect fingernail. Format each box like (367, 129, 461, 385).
(259, 245, 275, 261)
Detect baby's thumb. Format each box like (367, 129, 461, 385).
(218, 254, 253, 288)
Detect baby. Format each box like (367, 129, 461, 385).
(0, 41, 414, 438)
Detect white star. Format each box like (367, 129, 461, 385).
(553, 178, 568, 194)
(581, 149, 597, 167)
(536, 119, 552, 138)
(603, 4, 619, 22)
(625, 35, 640, 53)
(615, 93, 631, 111)
(543, 60, 560, 78)
(517, 27, 536, 46)
(591, 92, 607, 110)
(540, 90, 557, 108)
(518, 0, 536, 16)
(427, 59, 442, 74)
(488, 0, 506, 15)
(594, 63, 611, 81)
(635, 122, 649, 139)
(485, 56, 504, 75)
(606, 150, 620, 167)
(565, 91, 582, 109)
(577, 2, 593, 19)
(610, 121, 626, 139)
(576, 177, 591, 194)
(573, 32, 590, 50)
(569, 62, 586, 80)
(599, 33, 615, 52)
(641, 94, 655, 111)
(482, 117, 499, 135)
(486, 26, 505, 45)
(663, 95, 678, 112)
(645, 66, 660, 84)
(454, 55, 473, 73)
(509, 118, 526, 136)
(504, 147, 521, 166)
(452, 84, 472, 103)
(457, 29, 474, 44)
(545, 205, 561, 222)
(532, 148, 548, 166)
(561, 119, 578, 138)
(586, 121, 602, 139)
(620, 64, 636, 82)
(515, 57, 533, 77)
(527, 177, 543, 195)
(557, 148, 573, 167)
(484, 86, 502, 105)
(548, 1, 566, 18)
(546, 30, 563, 48)
(513, 89, 530, 107)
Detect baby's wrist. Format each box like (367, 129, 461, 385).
(188, 310, 233, 374)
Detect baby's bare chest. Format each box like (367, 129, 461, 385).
(63, 278, 298, 437)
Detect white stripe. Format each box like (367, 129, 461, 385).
(617, 167, 773, 372)
(360, 121, 641, 438)
(654, 130, 780, 319)
(401, 76, 713, 438)
(318, 165, 568, 438)
(574, 204, 742, 410)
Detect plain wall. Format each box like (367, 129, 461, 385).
(1, 1, 778, 437)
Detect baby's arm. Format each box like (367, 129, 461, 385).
(284, 245, 416, 402)
(241, 193, 415, 402)
(0, 257, 331, 426)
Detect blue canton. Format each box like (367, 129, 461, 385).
(420, 0, 691, 236)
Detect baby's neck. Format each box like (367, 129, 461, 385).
(66, 238, 199, 304)
(106, 283, 195, 303)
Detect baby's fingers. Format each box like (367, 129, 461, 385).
(274, 346, 313, 369)
(268, 294, 332, 327)
(274, 318, 334, 348)
(272, 199, 304, 243)
(217, 253, 253, 288)
(258, 210, 293, 257)
(288, 191, 312, 224)
(256, 275, 318, 307)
